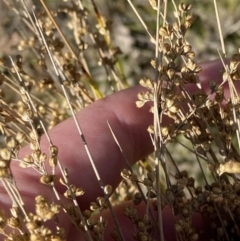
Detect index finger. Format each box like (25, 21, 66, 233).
(9, 59, 229, 210)
(10, 85, 153, 210)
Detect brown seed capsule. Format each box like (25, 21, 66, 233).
(0, 160, 9, 168)
(121, 169, 131, 179)
(90, 202, 99, 211)
(7, 217, 21, 228)
(175, 222, 182, 232)
(217, 161, 240, 175)
(159, 27, 168, 37)
(16, 131, 26, 143)
(26, 220, 38, 231)
(212, 187, 222, 195)
(83, 210, 91, 219)
(5, 136, 17, 149)
(39, 153, 47, 163)
(29, 130, 39, 140)
(23, 155, 34, 164)
(104, 185, 112, 196)
(49, 156, 58, 167)
(35, 195, 47, 204)
(30, 141, 39, 151)
(136, 100, 145, 108)
(134, 192, 142, 205)
(40, 175, 56, 185)
(50, 145, 58, 156)
(75, 187, 85, 197)
(32, 150, 41, 161)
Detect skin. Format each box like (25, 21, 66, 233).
(0, 59, 236, 241)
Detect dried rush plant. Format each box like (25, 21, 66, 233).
(0, 0, 240, 241)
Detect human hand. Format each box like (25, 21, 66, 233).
(0, 59, 235, 241)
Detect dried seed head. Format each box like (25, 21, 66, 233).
(123, 205, 138, 220)
(83, 209, 91, 219)
(0, 148, 11, 161)
(187, 177, 195, 187)
(136, 100, 145, 108)
(39, 153, 47, 163)
(49, 235, 64, 241)
(163, 43, 171, 54)
(181, 208, 189, 217)
(21, 109, 33, 122)
(161, 126, 169, 137)
(90, 202, 99, 211)
(23, 155, 34, 164)
(121, 169, 131, 179)
(137, 220, 145, 231)
(175, 221, 183, 232)
(0, 159, 9, 168)
(159, 27, 168, 38)
(50, 145, 58, 156)
(5, 136, 17, 149)
(75, 187, 85, 197)
(223, 71, 230, 82)
(143, 177, 153, 187)
(179, 3, 192, 12)
(147, 171, 155, 183)
(7, 217, 21, 228)
(50, 204, 60, 215)
(29, 129, 39, 140)
(35, 198, 58, 221)
(133, 192, 142, 205)
(49, 156, 58, 167)
(32, 150, 41, 161)
(26, 219, 40, 231)
(30, 140, 39, 151)
(167, 68, 176, 79)
(16, 131, 26, 144)
(64, 185, 84, 199)
(166, 189, 174, 204)
(212, 187, 222, 195)
(217, 160, 240, 175)
(35, 195, 47, 204)
(95, 197, 106, 209)
(104, 185, 113, 196)
(40, 174, 56, 185)
(149, 0, 163, 10)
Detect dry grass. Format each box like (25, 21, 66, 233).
(0, 0, 240, 241)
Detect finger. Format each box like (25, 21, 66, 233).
(0, 59, 227, 240)
(8, 59, 229, 210)
(10, 85, 153, 210)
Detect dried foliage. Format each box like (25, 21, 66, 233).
(0, 0, 240, 241)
